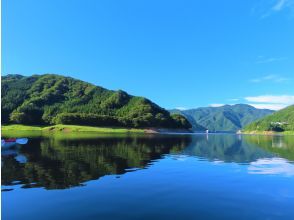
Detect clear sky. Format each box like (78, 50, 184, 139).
(2, 0, 294, 110)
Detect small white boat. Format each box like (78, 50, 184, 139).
(1, 138, 28, 149)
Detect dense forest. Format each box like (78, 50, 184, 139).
(244, 105, 294, 132)
(170, 104, 274, 131)
(1, 74, 191, 129)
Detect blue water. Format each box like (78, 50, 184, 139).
(2, 134, 294, 219)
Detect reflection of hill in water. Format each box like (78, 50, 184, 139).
(243, 135, 294, 161)
(182, 135, 274, 163)
(2, 136, 191, 190)
(2, 134, 294, 190)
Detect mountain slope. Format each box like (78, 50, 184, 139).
(244, 105, 294, 132)
(170, 109, 207, 131)
(170, 104, 274, 131)
(1, 74, 191, 129)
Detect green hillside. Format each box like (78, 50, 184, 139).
(244, 105, 294, 132)
(169, 109, 207, 131)
(170, 104, 274, 131)
(1, 74, 191, 129)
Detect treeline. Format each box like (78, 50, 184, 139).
(8, 111, 190, 129)
(49, 113, 190, 128)
(1, 74, 191, 129)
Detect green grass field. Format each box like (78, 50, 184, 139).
(1, 124, 146, 138)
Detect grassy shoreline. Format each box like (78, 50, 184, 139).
(1, 124, 193, 138)
(242, 130, 294, 135)
(1, 124, 146, 135)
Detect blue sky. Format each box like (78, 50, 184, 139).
(2, 0, 294, 110)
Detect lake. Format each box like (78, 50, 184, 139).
(2, 133, 294, 220)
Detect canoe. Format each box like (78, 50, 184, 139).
(1, 138, 28, 148)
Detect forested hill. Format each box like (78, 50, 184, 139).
(244, 105, 294, 132)
(170, 104, 274, 132)
(1, 74, 191, 129)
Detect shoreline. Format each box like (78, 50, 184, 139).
(1, 124, 192, 136)
(241, 130, 294, 136)
(3, 125, 293, 137)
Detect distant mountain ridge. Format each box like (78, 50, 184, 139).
(170, 104, 274, 131)
(244, 105, 294, 132)
(1, 74, 191, 129)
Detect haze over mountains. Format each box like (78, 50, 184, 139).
(170, 104, 274, 132)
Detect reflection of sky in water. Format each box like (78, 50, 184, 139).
(248, 158, 294, 176)
(173, 151, 294, 177)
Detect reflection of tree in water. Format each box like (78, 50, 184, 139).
(3, 134, 292, 191)
(182, 135, 274, 163)
(2, 136, 191, 190)
(244, 135, 294, 161)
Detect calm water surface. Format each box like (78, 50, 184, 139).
(2, 134, 294, 220)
